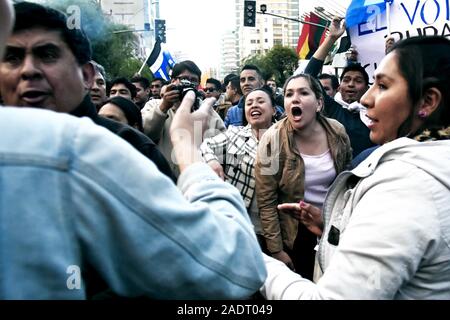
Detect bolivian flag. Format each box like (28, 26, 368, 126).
(296, 12, 328, 60)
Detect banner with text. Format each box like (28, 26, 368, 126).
(347, 0, 450, 82)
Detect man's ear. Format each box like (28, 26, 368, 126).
(82, 62, 95, 91)
(419, 87, 442, 117)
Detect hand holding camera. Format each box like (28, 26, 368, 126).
(172, 79, 203, 112)
(170, 91, 217, 172)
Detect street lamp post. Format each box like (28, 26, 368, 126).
(258, 4, 328, 29)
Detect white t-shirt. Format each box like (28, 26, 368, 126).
(300, 149, 336, 210)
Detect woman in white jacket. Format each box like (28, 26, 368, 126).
(262, 36, 450, 299)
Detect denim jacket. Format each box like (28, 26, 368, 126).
(0, 107, 266, 299)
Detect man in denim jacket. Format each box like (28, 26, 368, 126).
(0, 0, 266, 299)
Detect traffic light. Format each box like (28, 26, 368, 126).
(243, 0, 256, 27)
(155, 19, 166, 43)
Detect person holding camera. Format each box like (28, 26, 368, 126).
(142, 60, 225, 178)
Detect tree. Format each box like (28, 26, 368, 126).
(42, 0, 152, 80)
(244, 45, 298, 86)
(265, 45, 299, 86)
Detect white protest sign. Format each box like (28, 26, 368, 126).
(348, 0, 450, 82)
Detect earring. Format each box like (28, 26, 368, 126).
(418, 111, 427, 119)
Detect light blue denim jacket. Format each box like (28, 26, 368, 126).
(0, 107, 266, 299)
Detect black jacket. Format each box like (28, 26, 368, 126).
(304, 57, 376, 157)
(71, 95, 176, 182)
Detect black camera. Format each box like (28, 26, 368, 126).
(173, 79, 202, 111)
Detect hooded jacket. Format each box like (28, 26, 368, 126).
(262, 138, 450, 299)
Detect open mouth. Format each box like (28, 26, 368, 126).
(250, 110, 262, 117)
(21, 90, 49, 105)
(291, 106, 302, 121)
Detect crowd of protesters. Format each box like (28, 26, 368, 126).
(0, 1, 449, 300)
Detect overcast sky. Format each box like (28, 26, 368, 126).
(159, 0, 235, 71)
(159, 0, 351, 72)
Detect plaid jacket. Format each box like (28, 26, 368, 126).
(200, 125, 257, 209)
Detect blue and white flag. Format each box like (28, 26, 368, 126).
(346, 0, 393, 28)
(145, 39, 176, 81)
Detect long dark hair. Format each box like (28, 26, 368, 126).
(391, 36, 450, 137)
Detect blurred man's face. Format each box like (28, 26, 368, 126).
(0, 28, 93, 113)
(204, 83, 220, 99)
(225, 83, 236, 102)
(266, 80, 277, 95)
(319, 78, 337, 98)
(132, 81, 150, 106)
(90, 71, 107, 108)
(339, 71, 367, 104)
(171, 70, 199, 87)
(98, 102, 128, 125)
(150, 80, 163, 98)
(240, 69, 263, 96)
(109, 83, 132, 100)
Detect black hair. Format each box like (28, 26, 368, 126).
(101, 96, 143, 132)
(241, 64, 263, 80)
(318, 73, 339, 90)
(151, 77, 166, 85)
(222, 73, 238, 91)
(171, 60, 201, 82)
(340, 64, 369, 86)
(228, 76, 242, 95)
(13, 2, 92, 65)
(130, 76, 150, 90)
(109, 77, 137, 99)
(391, 36, 450, 137)
(206, 78, 222, 91)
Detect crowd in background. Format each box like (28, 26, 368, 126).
(0, 1, 449, 300)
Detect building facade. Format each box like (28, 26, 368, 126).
(219, 0, 299, 79)
(98, 0, 157, 59)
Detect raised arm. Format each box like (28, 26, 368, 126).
(304, 17, 346, 77)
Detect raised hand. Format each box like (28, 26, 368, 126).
(170, 91, 216, 172)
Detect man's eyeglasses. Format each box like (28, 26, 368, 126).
(203, 87, 217, 93)
(174, 76, 199, 85)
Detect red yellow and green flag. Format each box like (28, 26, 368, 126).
(296, 12, 329, 60)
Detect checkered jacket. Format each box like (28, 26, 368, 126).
(200, 125, 257, 209)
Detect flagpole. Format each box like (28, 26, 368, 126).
(137, 50, 151, 75)
(259, 11, 329, 29)
(386, 0, 391, 36)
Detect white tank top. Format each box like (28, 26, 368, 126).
(300, 149, 336, 210)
